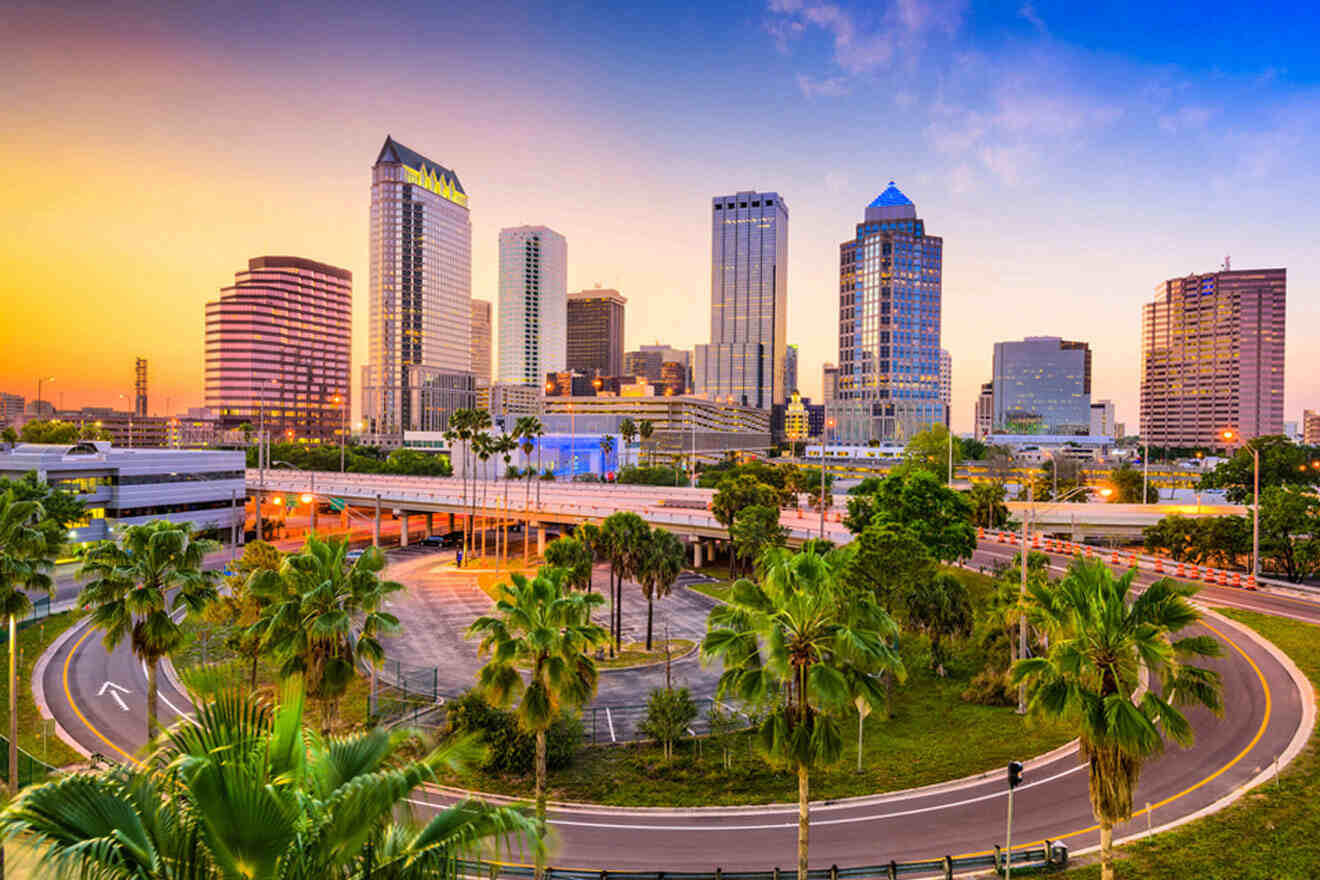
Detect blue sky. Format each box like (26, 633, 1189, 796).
(3, 0, 1317, 430)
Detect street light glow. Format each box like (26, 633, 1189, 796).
(300, 493, 314, 504)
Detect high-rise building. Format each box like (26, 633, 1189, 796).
(1303, 410, 1320, 445)
(206, 256, 352, 443)
(991, 337, 1092, 435)
(784, 390, 809, 441)
(822, 363, 838, 403)
(1141, 268, 1286, 447)
(784, 344, 799, 398)
(499, 226, 567, 386)
(0, 393, 24, 426)
(974, 382, 994, 441)
(566, 288, 626, 377)
(363, 136, 474, 440)
(694, 190, 788, 409)
(835, 183, 945, 442)
(939, 348, 952, 408)
(1090, 399, 1116, 437)
(659, 361, 687, 395)
(134, 357, 148, 417)
(470, 299, 493, 387)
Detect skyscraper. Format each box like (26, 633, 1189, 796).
(566, 288, 626, 376)
(363, 136, 474, 440)
(134, 357, 148, 417)
(1090, 399, 1116, 437)
(784, 344, 799, 398)
(939, 348, 952, 411)
(974, 382, 994, 441)
(835, 183, 944, 442)
(822, 363, 838, 403)
(470, 299, 492, 387)
(498, 226, 567, 386)
(992, 337, 1092, 435)
(1141, 267, 1286, 447)
(694, 190, 788, 409)
(206, 256, 351, 443)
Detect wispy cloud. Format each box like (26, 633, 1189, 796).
(797, 73, 850, 97)
(1018, 2, 1048, 35)
(767, 0, 965, 76)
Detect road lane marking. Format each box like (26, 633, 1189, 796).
(143, 660, 194, 720)
(63, 627, 141, 765)
(97, 681, 130, 711)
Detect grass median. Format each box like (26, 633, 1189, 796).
(1060, 608, 1320, 880)
(1, 611, 84, 769)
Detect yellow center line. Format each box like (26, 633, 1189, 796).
(958, 617, 1271, 857)
(62, 626, 142, 766)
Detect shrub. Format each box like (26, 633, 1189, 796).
(638, 687, 698, 761)
(446, 690, 582, 774)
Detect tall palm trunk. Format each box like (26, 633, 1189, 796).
(535, 728, 548, 880)
(9, 614, 17, 794)
(646, 598, 654, 652)
(797, 761, 810, 880)
(1100, 822, 1114, 880)
(145, 657, 160, 739)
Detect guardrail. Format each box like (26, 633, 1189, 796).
(448, 842, 1069, 880)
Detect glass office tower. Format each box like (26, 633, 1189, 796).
(991, 336, 1092, 435)
(694, 190, 788, 409)
(362, 136, 474, 441)
(835, 183, 945, 442)
(498, 226, 568, 386)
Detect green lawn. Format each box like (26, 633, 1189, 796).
(1060, 608, 1320, 879)
(437, 659, 1071, 807)
(1, 612, 84, 769)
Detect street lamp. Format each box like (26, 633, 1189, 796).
(331, 394, 347, 472)
(273, 460, 316, 535)
(1017, 482, 1111, 714)
(820, 416, 835, 539)
(1221, 430, 1259, 578)
(35, 376, 54, 416)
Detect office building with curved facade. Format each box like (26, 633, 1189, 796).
(205, 255, 351, 443)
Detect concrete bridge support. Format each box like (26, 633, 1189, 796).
(373, 496, 381, 547)
(538, 526, 546, 557)
(424, 512, 433, 538)
(400, 512, 410, 547)
(691, 537, 703, 567)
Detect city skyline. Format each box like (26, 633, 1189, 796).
(4, 0, 1319, 432)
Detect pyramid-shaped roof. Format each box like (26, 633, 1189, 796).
(375, 136, 466, 195)
(869, 182, 913, 208)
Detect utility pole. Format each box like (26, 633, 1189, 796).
(1017, 481, 1032, 714)
(1005, 761, 1023, 880)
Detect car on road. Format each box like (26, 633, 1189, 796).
(421, 531, 462, 548)
(345, 549, 365, 563)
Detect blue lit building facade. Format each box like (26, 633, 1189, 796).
(835, 183, 945, 443)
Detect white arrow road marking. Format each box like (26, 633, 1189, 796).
(143, 661, 194, 720)
(98, 681, 130, 711)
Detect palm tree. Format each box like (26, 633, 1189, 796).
(447, 410, 474, 561)
(574, 522, 603, 595)
(492, 434, 519, 567)
(472, 430, 494, 559)
(77, 520, 220, 738)
(637, 419, 654, 465)
(619, 417, 637, 469)
(247, 535, 402, 731)
(0, 490, 63, 792)
(1012, 558, 1223, 880)
(600, 512, 648, 653)
(513, 416, 543, 557)
(1, 680, 538, 880)
(598, 434, 615, 478)
(636, 527, 685, 651)
(543, 536, 592, 593)
(702, 546, 904, 880)
(905, 572, 973, 677)
(468, 569, 607, 877)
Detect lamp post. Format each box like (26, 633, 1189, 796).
(332, 394, 347, 472)
(820, 415, 835, 539)
(947, 424, 954, 485)
(273, 460, 315, 536)
(1017, 482, 1112, 713)
(1221, 430, 1259, 578)
(36, 376, 54, 416)
(1142, 439, 1150, 504)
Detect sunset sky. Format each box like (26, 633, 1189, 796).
(3, 0, 1318, 432)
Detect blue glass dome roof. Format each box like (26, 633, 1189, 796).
(868, 182, 913, 208)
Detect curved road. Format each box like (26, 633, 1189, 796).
(42, 538, 1319, 870)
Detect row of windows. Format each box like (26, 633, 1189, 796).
(114, 470, 245, 486)
(114, 499, 239, 519)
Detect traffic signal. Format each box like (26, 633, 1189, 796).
(1007, 760, 1024, 789)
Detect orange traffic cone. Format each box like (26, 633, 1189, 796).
(978, 527, 985, 539)
(1233, 572, 1242, 588)
(1218, 570, 1228, 586)
(1033, 533, 1041, 549)
(1204, 568, 1216, 584)
(1110, 551, 1120, 565)
(1176, 561, 1185, 577)
(1129, 554, 1138, 568)
(1154, 558, 1165, 573)
(1247, 574, 1258, 591)
(1189, 565, 1199, 579)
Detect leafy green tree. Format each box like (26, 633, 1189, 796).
(0, 490, 64, 792)
(1199, 435, 1320, 502)
(730, 504, 787, 579)
(840, 522, 936, 613)
(900, 423, 961, 481)
(204, 540, 282, 688)
(467, 568, 607, 869)
(966, 481, 1009, 528)
(0, 470, 86, 531)
(712, 474, 783, 577)
(638, 686, 698, 761)
(1, 681, 538, 880)
(0, 426, 17, 445)
(19, 420, 80, 444)
(77, 521, 220, 737)
(844, 470, 975, 562)
(637, 419, 654, 465)
(1012, 560, 1223, 880)
(905, 572, 973, 676)
(1111, 463, 1158, 503)
(702, 547, 904, 880)
(792, 465, 834, 512)
(573, 522, 603, 593)
(445, 690, 582, 775)
(247, 536, 402, 730)
(1259, 485, 1320, 582)
(961, 437, 988, 460)
(543, 536, 593, 592)
(616, 464, 683, 485)
(382, 447, 453, 476)
(636, 527, 686, 650)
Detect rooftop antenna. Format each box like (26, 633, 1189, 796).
(1222, 254, 1231, 271)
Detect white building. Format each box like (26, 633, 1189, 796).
(1090, 399, 1116, 437)
(0, 442, 245, 544)
(498, 226, 567, 386)
(362, 136, 475, 439)
(939, 348, 952, 410)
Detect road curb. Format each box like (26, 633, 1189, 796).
(1065, 603, 1316, 863)
(31, 612, 96, 760)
